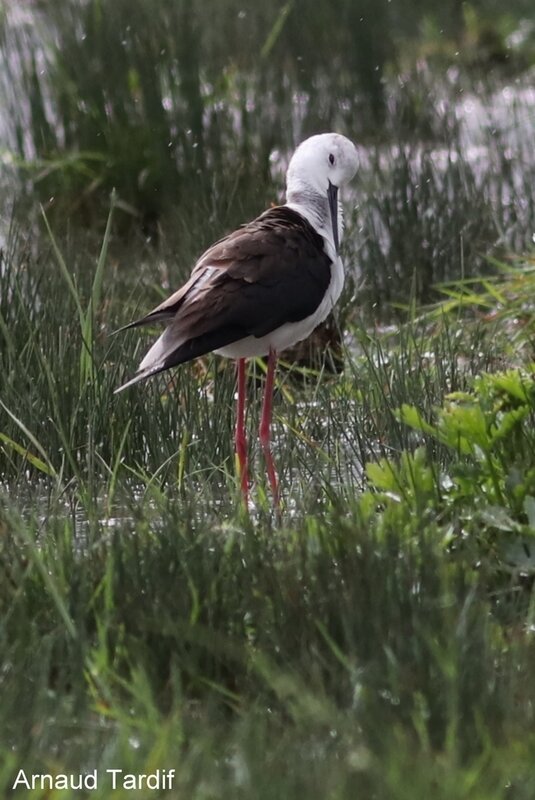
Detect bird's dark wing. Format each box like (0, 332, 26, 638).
(121, 206, 331, 329)
(115, 206, 332, 391)
(163, 207, 331, 358)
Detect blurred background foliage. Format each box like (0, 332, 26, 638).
(0, 0, 534, 312)
(1, 0, 534, 233)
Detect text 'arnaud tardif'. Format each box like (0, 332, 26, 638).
(12, 768, 176, 791)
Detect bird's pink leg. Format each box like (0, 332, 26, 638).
(235, 358, 249, 505)
(259, 348, 280, 509)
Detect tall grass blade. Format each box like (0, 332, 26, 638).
(0, 399, 58, 479)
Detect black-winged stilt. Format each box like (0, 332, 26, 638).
(115, 132, 359, 508)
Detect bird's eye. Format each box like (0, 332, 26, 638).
(329, 153, 335, 166)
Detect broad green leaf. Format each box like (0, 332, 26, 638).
(366, 460, 399, 492)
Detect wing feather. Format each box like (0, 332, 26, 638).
(116, 206, 332, 390)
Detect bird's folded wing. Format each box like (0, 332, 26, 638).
(171, 206, 332, 342)
(116, 206, 334, 389)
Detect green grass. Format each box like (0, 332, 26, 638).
(3, 490, 535, 799)
(2, 2, 535, 794)
(3, 209, 535, 795)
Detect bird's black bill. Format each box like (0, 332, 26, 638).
(327, 180, 339, 253)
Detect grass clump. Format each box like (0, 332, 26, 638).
(2, 485, 535, 798)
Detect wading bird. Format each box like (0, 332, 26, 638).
(115, 132, 358, 509)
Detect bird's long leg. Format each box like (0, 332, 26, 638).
(235, 358, 249, 505)
(259, 348, 280, 509)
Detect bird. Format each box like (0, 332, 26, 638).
(115, 132, 359, 509)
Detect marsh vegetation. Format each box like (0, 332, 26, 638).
(1, 0, 535, 797)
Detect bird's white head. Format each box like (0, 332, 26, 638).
(285, 133, 358, 252)
(287, 133, 358, 196)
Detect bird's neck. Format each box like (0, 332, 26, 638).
(285, 185, 343, 255)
